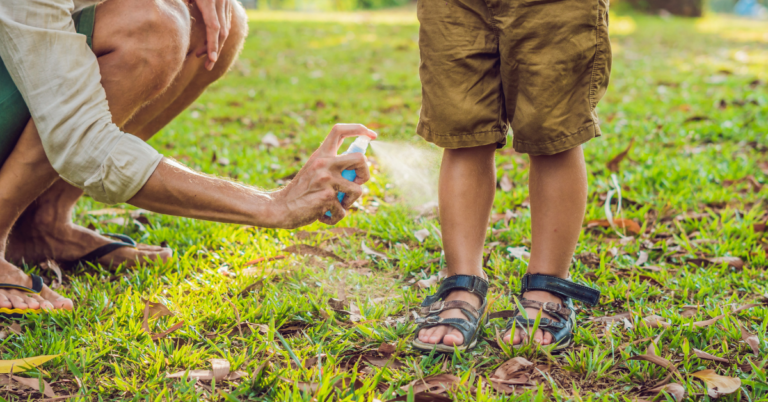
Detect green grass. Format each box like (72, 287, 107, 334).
(4, 9, 768, 401)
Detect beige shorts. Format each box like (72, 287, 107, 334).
(416, 0, 612, 155)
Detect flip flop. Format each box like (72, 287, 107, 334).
(0, 274, 46, 319)
(67, 233, 138, 266)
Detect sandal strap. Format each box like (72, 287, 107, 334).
(422, 275, 489, 306)
(419, 300, 480, 320)
(0, 274, 43, 294)
(518, 298, 571, 320)
(415, 316, 477, 343)
(521, 274, 600, 306)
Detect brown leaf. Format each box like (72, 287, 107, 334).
(491, 357, 533, 380)
(337, 260, 372, 269)
(607, 138, 635, 172)
(586, 218, 642, 235)
(740, 325, 760, 357)
(363, 353, 406, 370)
(142, 298, 174, 320)
(415, 275, 439, 289)
(283, 244, 344, 262)
(151, 321, 185, 341)
(244, 255, 286, 266)
(690, 256, 745, 269)
(635, 251, 649, 266)
(40, 260, 62, 290)
(628, 350, 679, 374)
(400, 374, 461, 395)
(0, 374, 56, 397)
(642, 315, 671, 328)
(690, 369, 741, 398)
(414, 229, 431, 243)
(166, 360, 243, 382)
(693, 349, 730, 363)
(647, 383, 685, 401)
(387, 392, 453, 402)
(499, 174, 513, 192)
(488, 374, 533, 394)
(680, 305, 699, 318)
(348, 302, 364, 323)
(328, 298, 346, 311)
(378, 343, 397, 354)
(328, 227, 367, 236)
(210, 359, 230, 381)
(361, 242, 388, 259)
(9, 323, 22, 335)
(588, 312, 632, 324)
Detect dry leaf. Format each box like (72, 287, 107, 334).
(642, 315, 671, 328)
(348, 302, 364, 323)
(9, 323, 22, 335)
(328, 227, 367, 236)
(166, 359, 244, 382)
(647, 383, 685, 401)
(244, 255, 286, 266)
(415, 275, 439, 289)
(400, 374, 461, 395)
(361, 242, 388, 259)
(628, 350, 679, 374)
(499, 174, 513, 192)
(680, 305, 699, 318)
(387, 392, 453, 402)
(740, 325, 760, 357)
(507, 246, 531, 261)
(587, 218, 642, 235)
(141, 298, 174, 319)
(40, 260, 62, 289)
(588, 312, 632, 324)
(607, 138, 635, 172)
(378, 343, 396, 354)
(262, 132, 280, 147)
(414, 229, 431, 243)
(693, 349, 730, 363)
(0, 355, 59, 373)
(283, 244, 344, 262)
(688, 257, 744, 269)
(690, 369, 741, 398)
(142, 299, 184, 341)
(492, 357, 533, 380)
(635, 251, 649, 266)
(0, 374, 56, 398)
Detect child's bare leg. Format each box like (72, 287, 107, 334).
(504, 145, 588, 345)
(417, 144, 496, 346)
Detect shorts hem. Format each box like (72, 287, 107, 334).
(416, 121, 507, 149)
(513, 122, 601, 156)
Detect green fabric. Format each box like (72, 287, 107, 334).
(0, 4, 96, 167)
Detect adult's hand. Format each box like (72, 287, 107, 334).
(191, 0, 232, 71)
(270, 124, 377, 229)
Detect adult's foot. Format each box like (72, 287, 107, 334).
(0, 259, 73, 312)
(416, 290, 482, 346)
(503, 290, 563, 346)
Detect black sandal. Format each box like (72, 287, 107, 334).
(0, 274, 46, 319)
(493, 273, 600, 353)
(412, 275, 489, 353)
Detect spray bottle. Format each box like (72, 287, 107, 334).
(325, 135, 372, 218)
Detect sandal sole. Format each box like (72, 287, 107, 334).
(412, 338, 478, 354)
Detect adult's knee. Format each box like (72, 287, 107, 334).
(119, 0, 191, 98)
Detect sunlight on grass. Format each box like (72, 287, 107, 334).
(246, 9, 418, 25)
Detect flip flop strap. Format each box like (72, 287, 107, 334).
(0, 274, 43, 294)
(520, 274, 600, 306)
(76, 234, 137, 264)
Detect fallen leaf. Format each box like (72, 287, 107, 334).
(0, 355, 59, 373)
(740, 325, 760, 357)
(647, 383, 685, 401)
(684, 115, 710, 123)
(387, 392, 452, 402)
(642, 315, 672, 328)
(166, 359, 244, 382)
(210, 359, 230, 381)
(689, 257, 744, 269)
(363, 353, 405, 369)
(414, 229, 431, 243)
(488, 374, 533, 394)
(415, 275, 439, 289)
(628, 345, 679, 374)
(587, 218, 642, 235)
(262, 132, 280, 147)
(499, 174, 513, 192)
(690, 369, 741, 398)
(492, 357, 533, 380)
(635, 251, 649, 266)
(39, 260, 63, 289)
(9, 323, 22, 335)
(680, 305, 699, 318)
(348, 302, 364, 322)
(141, 298, 174, 319)
(400, 374, 461, 395)
(685, 303, 759, 328)
(328, 227, 367, 236)
(507, 246, 531, 261)
(576, 252, 601, 267)
(151, 321, 185, 341)
(693, 349, 730, 363)
(361, 242, 388, 259)
(0, 374, 56, 398)
(244, 255, 286, 266)
(283, 244, 344, 262)
(588, 312, 632, 324)
(607, 138, 635, 172)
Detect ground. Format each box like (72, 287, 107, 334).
(2, 8, 768, 402)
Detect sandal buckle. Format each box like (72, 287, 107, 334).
(424, 316, 440, 324)
(543, 302, 560, 313)
(429, 301, 444, 313)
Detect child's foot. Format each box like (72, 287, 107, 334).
(417, 290, 482, 346)
(503, 290, 563, 345)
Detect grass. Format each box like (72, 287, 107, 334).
(3, 8, 768, 402)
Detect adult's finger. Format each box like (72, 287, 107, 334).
(331, 152, 371, 183)
(317, 124, 377, 156)
(196, 0, 221, 70)
(336, 181, 363, 209)
(318, 198, 346, 225)
(216, 0, 230, 55)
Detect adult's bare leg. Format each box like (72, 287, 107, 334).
(7, 0, 247, 268)
(417, 144, 496, 346)
(504, 145, 588, 345)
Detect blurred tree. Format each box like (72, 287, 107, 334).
(626, 0, 702, 16)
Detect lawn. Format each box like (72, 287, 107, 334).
(3, 8, 768, 401)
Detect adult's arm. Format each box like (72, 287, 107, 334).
(0, 0, 162, 204)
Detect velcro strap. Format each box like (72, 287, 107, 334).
(418, 300, 480, 320)
(519, 299, 571, 318)
(422, 275, 489, 306)
(512, 316, 565, 330)
(521, 274, 600, 306)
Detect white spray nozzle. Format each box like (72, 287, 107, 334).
(345, 136, 372, 154)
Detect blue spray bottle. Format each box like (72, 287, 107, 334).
(325, 135, 372, 218)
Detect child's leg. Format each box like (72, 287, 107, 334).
(504, 145, 588, 345)
(417, 143, 496, 346)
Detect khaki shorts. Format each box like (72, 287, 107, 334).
(416, 0, 612, 155)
